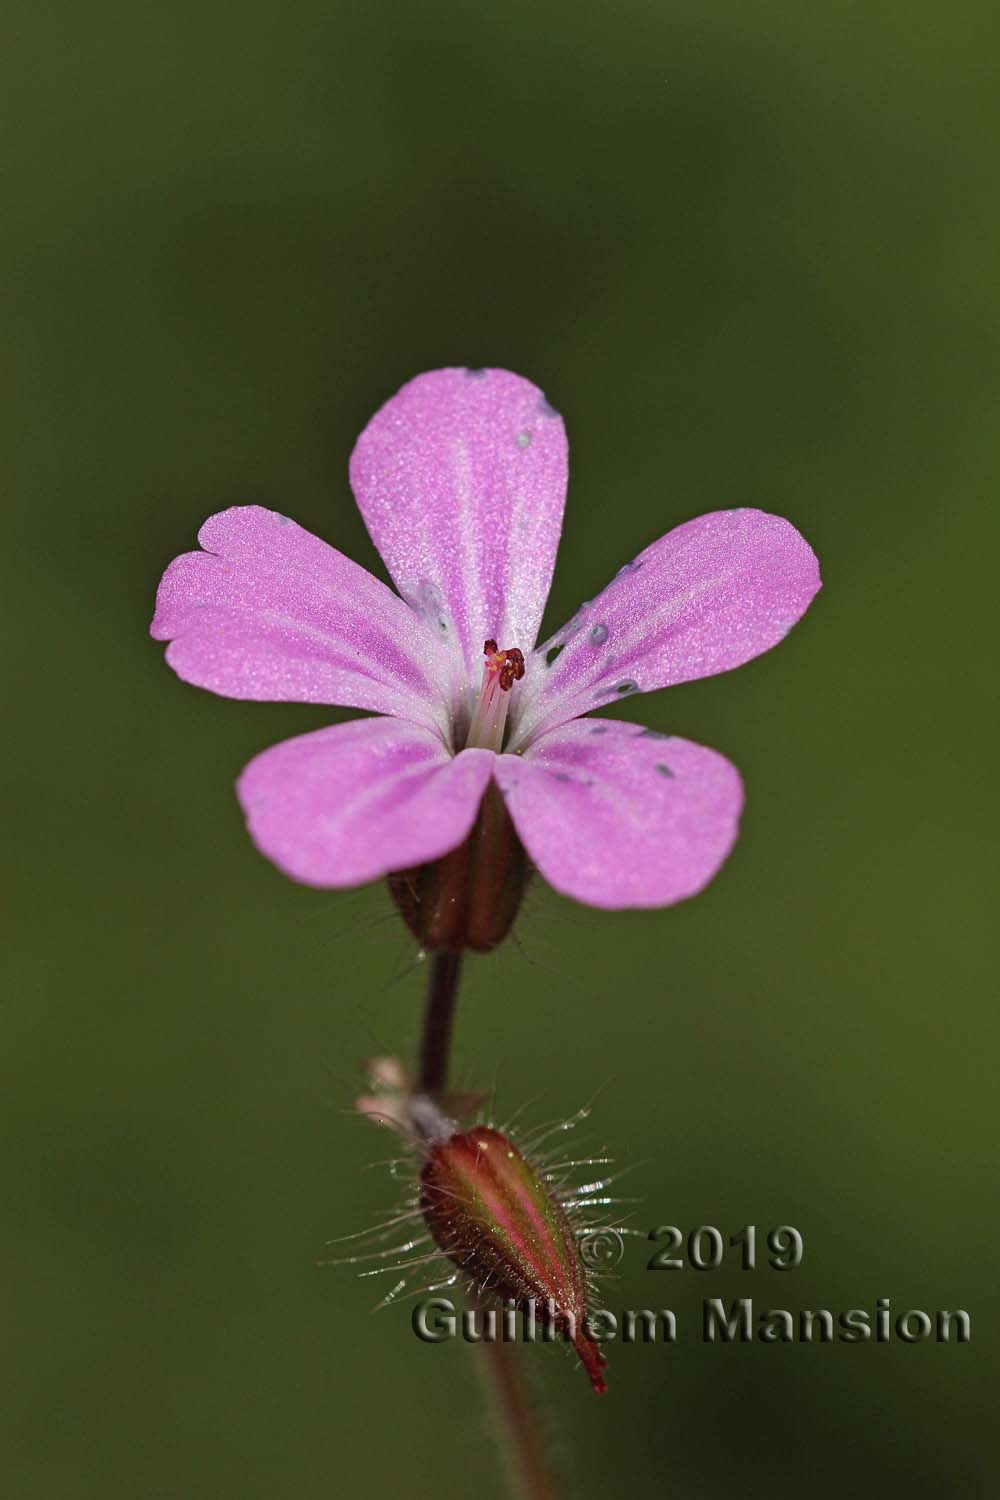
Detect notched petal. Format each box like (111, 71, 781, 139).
(151, 505, 456, 736)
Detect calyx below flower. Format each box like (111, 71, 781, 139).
(388, 781, 529, 953)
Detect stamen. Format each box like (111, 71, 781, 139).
(465, 638, 525, 751)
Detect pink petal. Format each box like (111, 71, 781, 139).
(151, 506, 457, 737)
(494, 718, 743, 909)
(349, 368, 568, 680)
(237, 717, 496, 888)
(509, 509, 820, 749)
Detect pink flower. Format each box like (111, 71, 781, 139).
(151, 368, 820, 910)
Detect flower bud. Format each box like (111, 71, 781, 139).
(388, 782, 530, 953)
(419, 1124, 608, 1393)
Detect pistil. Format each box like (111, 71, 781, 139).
(465, 638, 525, 752)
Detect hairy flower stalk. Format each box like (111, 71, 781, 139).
(354, 1029, 612, 1497)
(420, 1124, 608, 1394)
(349, 948, 614, 1494)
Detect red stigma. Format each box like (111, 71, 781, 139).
(483, 638, 526, 693)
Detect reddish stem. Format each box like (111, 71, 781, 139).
(417, 950, 565, 1500)
(417, 951, 462, 1095)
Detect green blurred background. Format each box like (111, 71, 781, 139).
(3, 1, 996, 1495)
